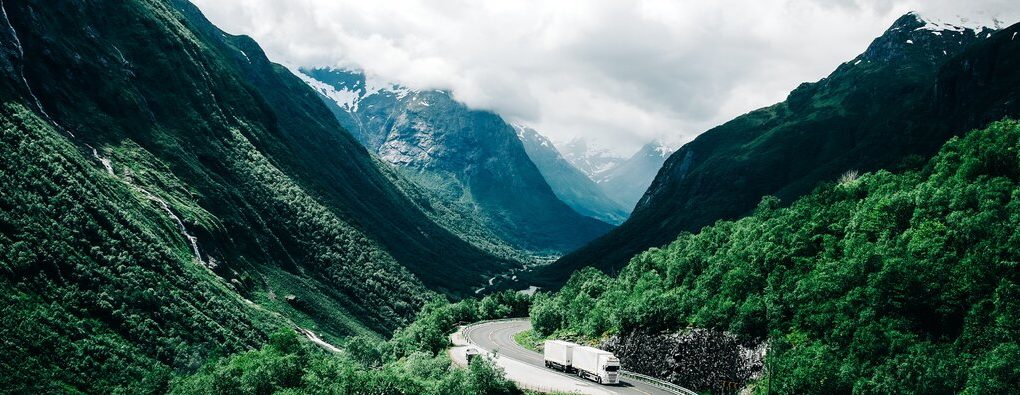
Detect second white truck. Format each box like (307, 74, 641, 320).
(543, 340, 575, 372)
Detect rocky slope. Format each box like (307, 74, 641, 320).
(300, 67, 614, 254)
(536, 13, 1015, 286)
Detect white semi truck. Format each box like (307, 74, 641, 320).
(572, 346, 621, 385)
(543, 340, 576, 372)
(543, 340, 621, 385)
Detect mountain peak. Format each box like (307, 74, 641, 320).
(297, 67, 409, 112)
(906, 11, 1001, 33)
(860, 12, 995, 65)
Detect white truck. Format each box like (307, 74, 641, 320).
(543, 340, 576, 372)
(572, 346, 621, 385)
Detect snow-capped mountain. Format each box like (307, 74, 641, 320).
(597, 141, 674, 210)
(512, 123, 628, 224)
(299, 67, 613, 254)
(557, 138, 626, 182)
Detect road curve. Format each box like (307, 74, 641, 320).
(461, 319, 677, 395)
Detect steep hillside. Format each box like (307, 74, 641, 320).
(597, 141, 673, 210)
(513, 123, 628, 224)
(0, 0, 521, 390)
(533, 119, 1020, 393)
(301, 68, 614, 254)
(536, 13, 1017, 286)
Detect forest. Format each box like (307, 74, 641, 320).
(532, 119, 1020, 393)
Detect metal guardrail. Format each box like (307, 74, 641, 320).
(620, 370, 698, 395)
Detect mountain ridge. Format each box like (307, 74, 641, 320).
(536, 12, 1017, 287)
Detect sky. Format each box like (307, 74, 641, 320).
(192, 0, 1020, 156)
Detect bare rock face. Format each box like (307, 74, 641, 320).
(299, 67, 615, 254)
(601, 329, 765, 393)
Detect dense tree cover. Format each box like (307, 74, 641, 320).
(0, 102, 281, 393)
(533, 120, 1020, 393)
(170, 330, 518, 395)
(171, 291, 530, 394)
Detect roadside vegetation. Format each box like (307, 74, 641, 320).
(533, 120, 1020, 393)
(170, 291, 531, 394)
(513, 329, 544, 353)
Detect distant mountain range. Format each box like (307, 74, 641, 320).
(558, 138, 626, 181)
(535, 12, 1020, 286)
(597, 141, 674, 210)
(556, 137, 674, 211)
(299, 68, 614, 254)
(512, 123, 629, 224)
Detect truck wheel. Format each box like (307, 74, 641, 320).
(596, 377, 602, 384)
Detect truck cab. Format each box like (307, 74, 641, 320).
(572, 346, 622, 385)
(598, 356, 621, 384)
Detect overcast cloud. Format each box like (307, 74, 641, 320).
(192, 0, 1020, 155)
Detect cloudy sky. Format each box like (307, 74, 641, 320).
(193, 0, 1019, 156)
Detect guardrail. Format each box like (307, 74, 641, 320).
(620, 370, 698, 395)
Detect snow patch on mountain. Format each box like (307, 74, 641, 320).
(296, 67, 408, 112)
(296, 72, 362, 111)
(557, 137, 627, 181)
(511, 122, 551, 149)
(910, 11, 1001, 34)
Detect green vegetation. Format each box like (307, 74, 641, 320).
(0, 101, 284, 394)
(0, 0, 524, 392)
(171, 291, 531, 394)
(170, 333, 517, 395)
(513, 329, 543, 353)
(533, 120, 1020, 393)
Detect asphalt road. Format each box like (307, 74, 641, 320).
(461, 319, 677, 395)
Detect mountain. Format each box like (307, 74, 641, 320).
(300, 67, 614, 254)
(512, 123, 628, 224)
(0, 0, 524, 390)
(534, 13, 1016, 287)
(558, 137, 625, 182)
(533, 119, 1020, 393)
(554, 137, 673, 212)
(597, 141, 674, 210)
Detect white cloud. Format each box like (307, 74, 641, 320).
(192, 0, 1020, 155)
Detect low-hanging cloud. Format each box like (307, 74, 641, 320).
(192, 0, 1019, 155)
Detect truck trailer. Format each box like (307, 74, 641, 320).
(572, 346, 621, 385)
(543, 340, 576, 372)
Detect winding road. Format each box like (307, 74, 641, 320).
(456, 319, 678, 395)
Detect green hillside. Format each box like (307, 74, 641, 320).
(0, 0, 524, 391)
(537, 15, 1020, 287)
(533, 119, 1020, 393)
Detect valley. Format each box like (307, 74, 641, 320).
(1, 1, 1018, 394)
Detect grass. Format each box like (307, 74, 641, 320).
(513, 329, 544, 353)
